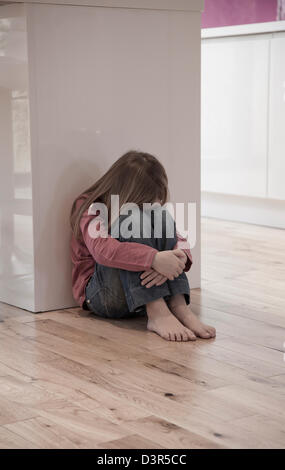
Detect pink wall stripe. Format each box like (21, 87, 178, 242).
(202, 0, 279, 28)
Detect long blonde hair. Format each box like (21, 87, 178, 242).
(70, 150, 169, 240)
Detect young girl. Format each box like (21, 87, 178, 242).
(70, 150, 215, 342)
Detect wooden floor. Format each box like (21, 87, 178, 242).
(0, 218, 285, 449)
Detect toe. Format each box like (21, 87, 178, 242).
(179, 332, 185, 341)
(175, 332, 182, 342)
(182, 330, 189, 341)
(194, 327, 211, 339)
(204, 325, 216, 338)
(201, 330, 211, 339)
(208, 327, 216, 337)
(187, 329, 196, 341)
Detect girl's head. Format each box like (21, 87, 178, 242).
(71, 150, 169, 239)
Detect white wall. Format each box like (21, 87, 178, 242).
(0, 4, 35, 310)
(0, 1, 203, 312)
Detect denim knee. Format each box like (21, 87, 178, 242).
(111, 204, 177, 250)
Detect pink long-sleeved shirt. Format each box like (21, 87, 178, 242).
(70, 197, 192, 307)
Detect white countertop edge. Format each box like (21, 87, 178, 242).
(1, 0, 205, 12)
(202, 20, 285, 39)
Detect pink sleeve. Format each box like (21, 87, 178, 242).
(174, 231, 193, 272)
(80, 212, 157, 272)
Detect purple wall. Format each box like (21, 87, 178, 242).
(202, 0, 281, 28)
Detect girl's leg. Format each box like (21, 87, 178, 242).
(116, 206, 189, 314)
(115, 206, 196, 341)
(168, 293, 216, 339)
(85, 265, 195, 340)
(85, 262, 135, 319)
(86, 206, 196, 340)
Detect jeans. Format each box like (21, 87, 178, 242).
(85, 206, 190, 319)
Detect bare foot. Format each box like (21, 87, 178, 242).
(169, 297, 216, 340)
(146, 298, 196, 342)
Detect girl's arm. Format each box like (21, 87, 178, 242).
(80, 212, 157, 272)
(80, 211, 192, 273)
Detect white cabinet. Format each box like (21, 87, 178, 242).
(268, 35, 285, 200)
(201, 36, 270, 197)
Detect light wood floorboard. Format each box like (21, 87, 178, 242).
(0, 218, 284, 448)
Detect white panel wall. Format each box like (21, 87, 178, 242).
(268, 34, 285, 200)
(20, 2, 201, 311)
(201, 35, 269, 197)
(0, 4, 35, 311)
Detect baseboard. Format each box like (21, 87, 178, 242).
(202, 192, 285, 229)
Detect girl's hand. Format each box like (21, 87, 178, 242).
(140, 269, 168, 288)
(151, 249, 186, 280)
(174, 248, 187, 265)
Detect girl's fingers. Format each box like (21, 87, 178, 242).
(141, 271, 159, 286)
(174, 252, 186, 268)
(174, 249, 187, 261)
(145, 274, 168, 288)
(174, 268, 183, 277)
(155, 276, 168, 286)
(151, 274, 164, 286)
(145, 276, 161, 288)
(140, 270, 153, 279)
